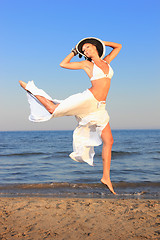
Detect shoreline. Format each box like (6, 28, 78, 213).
(0, 197, 159, 239)
(0, 182, 159, 200)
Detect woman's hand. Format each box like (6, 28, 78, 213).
(71, 47, 78, 56)
(103, 41, 122, 63)
(60, 51, 85, 70)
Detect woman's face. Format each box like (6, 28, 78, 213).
(82, 43, 98, 58)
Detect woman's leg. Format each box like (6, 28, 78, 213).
(101, 123, 116, 195)
(19, 81, 58, 114)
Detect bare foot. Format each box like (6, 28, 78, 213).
(101, 178, 116, 195)
(19, 80, 27, 90)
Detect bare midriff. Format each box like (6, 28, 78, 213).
(89, 77, 111, 102)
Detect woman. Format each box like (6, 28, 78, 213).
(19, 37, 122, 195)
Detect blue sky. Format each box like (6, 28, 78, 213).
(0, 0, 160, 131)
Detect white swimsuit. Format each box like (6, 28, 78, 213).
(90, 61, 114, 81)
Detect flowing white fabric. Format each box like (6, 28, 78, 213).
(25, 81, 110, 166)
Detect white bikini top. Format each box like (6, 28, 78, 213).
(90, 61, 114, 81)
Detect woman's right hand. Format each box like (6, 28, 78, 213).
(60, 51, 86, 70)
(71, 47, 78, 56)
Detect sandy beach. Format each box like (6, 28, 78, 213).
(0, 197, 159, 240)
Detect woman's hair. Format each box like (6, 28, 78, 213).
(81, 42, 102, 62)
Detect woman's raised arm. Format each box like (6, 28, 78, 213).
(60, 52, 85, 70)
(103, 41, 122, 63)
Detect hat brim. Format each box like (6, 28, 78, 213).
(76, 37, 105, 59)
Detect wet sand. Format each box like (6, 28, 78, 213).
(0, 197, 159, 240)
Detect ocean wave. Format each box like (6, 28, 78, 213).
(0, 152, 45, 157)
(96, 151, 141, 158)
(112, 151, 141, 156)
(0, 182, 159, 199)
(0, 181, 159, 190)
(153, 157, 160, 161)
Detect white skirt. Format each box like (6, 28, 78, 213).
(25, 81, 110, 166)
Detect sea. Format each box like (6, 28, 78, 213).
(0, 130, 159, 199)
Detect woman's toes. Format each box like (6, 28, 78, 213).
(19, 80, 27, 89)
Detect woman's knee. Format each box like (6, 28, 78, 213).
(110, 136, 114, 145)
(107, 136, 114, 146)
(48, 106, 55, 114)
(48, 103, 59, 114)
(101, 124, 114, 146)
(102, 135, 114, 147)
